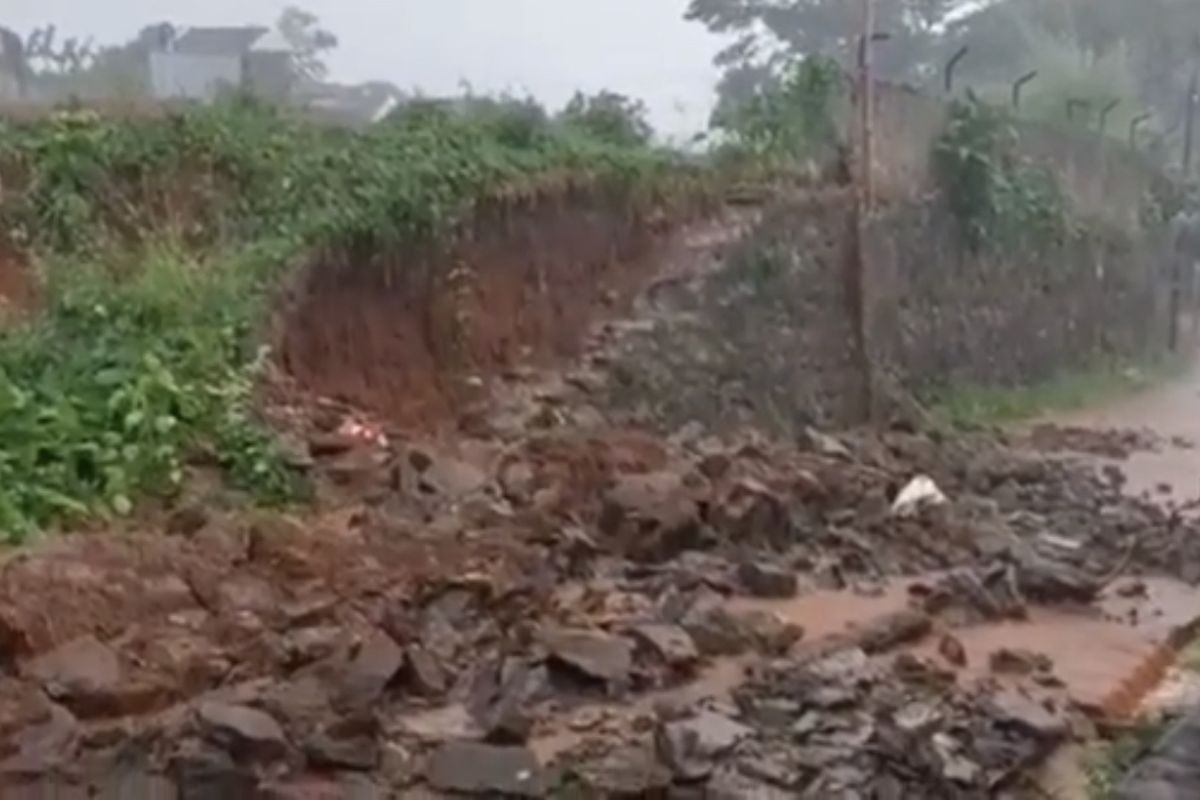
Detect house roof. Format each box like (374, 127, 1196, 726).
(174, 26, 269, 56)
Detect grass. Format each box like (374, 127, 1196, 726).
(927, 353, 1191, 429)
(1084, 714, 1174, 799)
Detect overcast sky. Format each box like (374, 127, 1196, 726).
(3, 0, 727, 137)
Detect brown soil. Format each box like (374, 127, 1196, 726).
(0, 244, 35, 314)
(277, 194, 689, 431)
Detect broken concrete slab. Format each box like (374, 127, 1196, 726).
(196, 702, 289, 763)
(426, 742, 546, 797)
(539, 627, 634, 684)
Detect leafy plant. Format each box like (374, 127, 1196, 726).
(934, 97, 1069, 251)
(0, 94, 702, 538)
(710, 56, 842, 167)
(558, 91, 654, 148)
(0, 242, 299, 540)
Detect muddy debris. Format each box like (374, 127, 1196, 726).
(0, 359, 1189, 798)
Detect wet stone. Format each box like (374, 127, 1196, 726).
(404, 645, 448, 696)
(171, 744, 259, 800)
(851, 610, 932, 654)
(336, 631, 405, 710)
(630, 623, 699, 668)
(23, 636, 144, 719)
(737, 561, 798, 599)
(989, 648, 1053, 676)
(426, 742, 546, 797)
(196, 702, 289, 763)
(574, 745, 672, 797)
(657, 711, 753, 780)
(539, 627, 634, 684)
(304, 729, 380, 771)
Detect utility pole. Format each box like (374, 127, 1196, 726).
(850, 0, 876, 421)
(859, 0, 876, 212)
(1184, 69, 1198, 178)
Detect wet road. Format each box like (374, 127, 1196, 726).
(1053, 354, 1200, 500)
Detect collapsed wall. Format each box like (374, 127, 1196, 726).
(277, 191, 701, 430)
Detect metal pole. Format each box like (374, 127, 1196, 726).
(945, 46, 969, 95)
(1099, 99, 1121, 134)
(1130, 113, 1152, 149)
(860, 0, 876, 212)
(1012, 70, 1038, 110)
(1184, 69, 1198, 177)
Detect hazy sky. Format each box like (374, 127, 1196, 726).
(4, 0, 727, 136)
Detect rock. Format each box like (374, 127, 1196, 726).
(282, 626, 344, 667)
(739, 753, 802, 788)
(938, 634, 968, 667)
(539, 627, 634, 684)
(418, 455, 489, 499)
(599, 472, 703, 562)
(196, 702, 289, 763)
(171, 744, 259, 800)
(574, 745, 672, 797)
(1016, 552, 1102, 604)
(850, 610, 932, 654)
(737, 561, 798, 599)
(932, 732, 981, 785)
(404, 645, 448, 696)
(215, 575, 278, 617)
(397, 704, 484, 743)
(336, 631, 405, 709)
(24, 636, 163, 719)
(657, 711, 752, 780)
(710, 479, 793, 549)
(167, 505, 210, 537)
(630, 624, 699, 668)
(262, 676, 330, 731)
(95, 768, 178, 800)
(680, 591, 752, 656)
(0, 700, 79, 779)
(730, 609, 803, 655)
(304, 728, 380, 771)
(988, 688, 1068, 742)
(707, 767, 794, 800)
(426, 742, 545, 797)
(800, 428, 851, 459)
(989, 648, 1053, 676)
(480, 660, 549, 744)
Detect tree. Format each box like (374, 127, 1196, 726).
(558, 91, 654, 147)
(687, 0, 962, 92)
(277, 6, 339, 82)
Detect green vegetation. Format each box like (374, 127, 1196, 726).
(928, 354, 1188, 428)
(934, 97, 1069, 252)
(709, 56, 842, 172)
(1085, 715, 1174, 799)
(0, 99, 695, 540)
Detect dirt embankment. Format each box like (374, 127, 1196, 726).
(277, 192, 713, 431)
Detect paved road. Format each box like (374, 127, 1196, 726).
(1053, 355, 1200, 501)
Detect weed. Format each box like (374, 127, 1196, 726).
(934, 97, 1069, 252)
(0, 241, 300, 540)
(1085, 714, 1174, 799)
(927, 354, 1187, 428)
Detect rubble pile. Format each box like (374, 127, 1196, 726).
(0, 364, 1194, 796)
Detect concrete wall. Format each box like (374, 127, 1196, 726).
(604, 190, 1167, 434)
